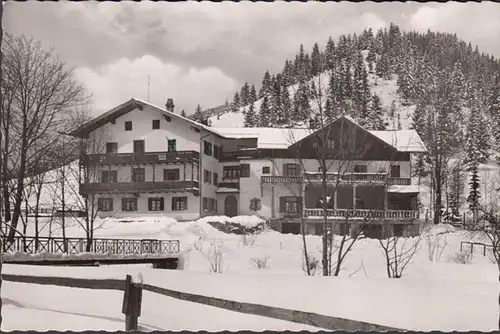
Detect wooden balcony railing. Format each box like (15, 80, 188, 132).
(303, 208, 418, 220)
(80, 150, 199, 166)
(261, 173, 411, 186)
(79, 180, 199, 194)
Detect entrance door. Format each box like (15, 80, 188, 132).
(224, 195, 238, 217)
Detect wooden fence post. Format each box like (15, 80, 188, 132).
(122, 275, 142, 331)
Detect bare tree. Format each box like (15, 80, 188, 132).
(1, 33, 89, 242)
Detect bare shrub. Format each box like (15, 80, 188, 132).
(448, 250, 472, 264)
(241, 233, 258, 247)
(193, 237, 204, 251)
(379, 233, 423, 278)
(426, 231, 448, 262)
(207, 241, 224, 273)
(302, 250, 320, 276)
(251, 256, 269, 269)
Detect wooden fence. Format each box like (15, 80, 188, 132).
(460, 241, 494, 256)
(2, 273, 401, 332)
(1, 236, 180, 255)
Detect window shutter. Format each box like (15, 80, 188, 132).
(171, 198, 175, 210)
(282, 164, 288, 176)
(121, 198, 126, 211)
(97, 198, 103, 211)
(109, 199, 114, 211)
(279, 197, 286, 213)
(296, 164, 301, 176)
(160, 197, 165, 211)
(148, 198, 152, 211)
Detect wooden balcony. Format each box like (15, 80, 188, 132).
(80, 150, 199, 166)
(79, 180, 199, 195)
(261, 173, 411, 186)
(303, 208, 418, 220)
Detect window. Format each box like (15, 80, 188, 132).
(204, 169, 212, 184)
(279, 196, 302, 214)
(101, 170, 117, 183)
(390, 165, 401, 178)
(283, 163, 300, 176)
(121, 198, 137, 212)
(148, 197, 164, 211)
(223, 166, 240, 180)
(203, 198, 217, 212)
(164, 169, 180, 181)
(249, 198, 261, 211)
(213, 172, 219, 186)
(106, 142, 118, 154)
(262, 167, 270, 175)
(326, 138, 335, 149)
(354, 165, 367, 173)
(240, 164, 250, 178)
(133, 140, 145, 153)
(164, 115, 172, 122)
(125, 121, 132, 131)
(204, 141, 213, 156)
(213, 145, 219, 159)
(393, 224, 405, 237)
(172, 197, 187, 211)
(152, 119, 160, 129)
(97, 198, 113, 212)
(168, 139, 176, 152)
(132, 168, 145, 182)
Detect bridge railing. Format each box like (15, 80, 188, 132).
(1, 236, 180, 255)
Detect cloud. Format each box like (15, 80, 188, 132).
(75, 55, 237, 116)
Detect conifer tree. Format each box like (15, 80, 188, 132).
(323, 37, 336, 71)
(464, 103, 481, 220)
(231, 92, 240, 113)
(259, 95, 271, 127)
(181, 109, 186, 117)
(311, 42, 322, 77)
(244, 101, 257, 128)
(250, 84, 258, 103)
(370, 93, 386, 130)
(240, 82, 250, 106)
(259, 70, 272, 99)
(366, 48, 376, 73)
(376, 52, 391, 80)
(193, 104, 210, 126)
(292, 81, 310, 123)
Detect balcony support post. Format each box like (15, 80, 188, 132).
(183, 160, 187, 192)
(352, 184, 357, 210)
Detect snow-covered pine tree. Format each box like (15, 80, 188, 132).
(244, 101, 257, 128)
(311, 42, 322, 77)
(292, 81, 310, 123)
(181, 109, 186, 117)
(323, 37, 336, 72)
(464, 105, 481, 221)
(370, 93, 386, 130)
(259, 70, 272, 99)
(250, 84, 258, 104)
(259, 95, 272, 127)
(488, 75, 500, 161)
(193, 104, 210, 126)
(376, 52, 391, 80)
(240, 82, 250, 106)
(269, 74, 282, 125)
(279, 77, 292, 124)
(231, 92, 240, 113)
(366, 48, 376, 73)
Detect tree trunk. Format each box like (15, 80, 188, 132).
(8, 148, 26, 241)
(434, 162, 442, 225)
(61, 164, 67, 252)
(321, 174, 329, 276)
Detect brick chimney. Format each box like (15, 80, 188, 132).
(166, 98, 175, 113)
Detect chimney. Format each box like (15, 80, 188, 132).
(166, 98, 175, 113)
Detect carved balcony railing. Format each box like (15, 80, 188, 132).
(303, 208, 418, 220)
(79, 180, 199, 195)
(261, 173, 411, 186)
(80, 150, 199, 166)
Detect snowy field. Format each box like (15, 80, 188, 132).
(2, 215, 499, 331)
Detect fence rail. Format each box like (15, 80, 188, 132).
(261, 173, 411, 186)
(1, 236, 180, 255)
(2, 273, 401, 332)
(79, 180, 199, 195)
(460, 241, 494, 256)
(304, 208, 418, 220)
(81, 150, 200, 166)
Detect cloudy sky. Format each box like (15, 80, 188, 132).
(4, 2, 500, 116)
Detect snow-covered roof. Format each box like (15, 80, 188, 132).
(387, 185, 420, 193)
(211, 127, 312, 149)
(369, 130, 427, 153)
(215, 187, 240, 193)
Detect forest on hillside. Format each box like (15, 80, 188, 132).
(192, 23, 500, 226)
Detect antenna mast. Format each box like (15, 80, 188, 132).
(147, 75, 150, 102)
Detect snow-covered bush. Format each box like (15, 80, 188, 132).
(241, 233, 258, 247)
(426, 231, 448, 262)
(302, 253, 320, 276)
(208, 241, 224, 273)
(251, 256, 269, 269)
(448, 250, 472, 264)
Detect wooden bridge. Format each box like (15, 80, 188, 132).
(1, 236, 181, 269)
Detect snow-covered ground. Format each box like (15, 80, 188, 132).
(3, 215, 500, 331)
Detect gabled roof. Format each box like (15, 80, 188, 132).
(69, 98, 426, 153)
(68, 98, 223, 139)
